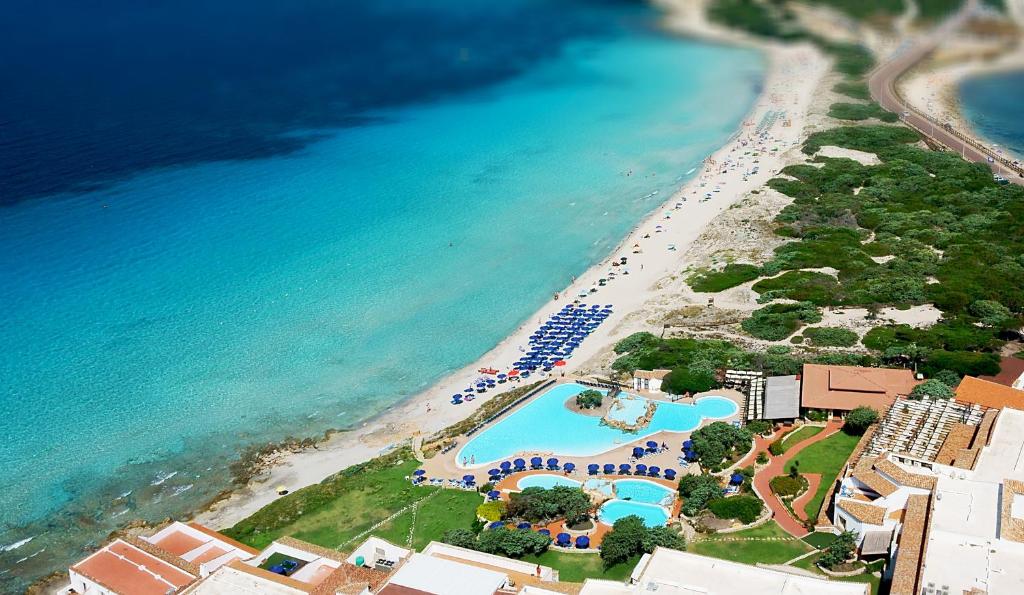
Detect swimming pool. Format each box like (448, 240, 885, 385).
(516, 474, 581, 490)
(457, 382, 737, 466)
(613, 479, 675, 506)
(605, 394, 648, 424)
(598, 499, 670, 527)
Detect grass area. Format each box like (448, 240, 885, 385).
(787, 431, 861, 520)
(833, 81, 871, 100)
(707, 0, 803, 40)
(916, 0, 964, 21)
(791, 551, 883, 594)
(802, 326, 859, 347)
(223, 448, 482, 551)
(802, 531, 838, 549)
(829, 102, 898, 123)
(801, 0, 905, 21)
(689, 521, 813, 565)
(524, 551, 639, 583)
(780, 425, 824, 451)
(688, 263, 762, 292)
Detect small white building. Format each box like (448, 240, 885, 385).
(632, 369, 671, 394)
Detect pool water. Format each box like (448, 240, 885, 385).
(605, 394, 648, 424)
(584, 478, 614, 497)
(598, 499, 670, 527)
(516, 474, 581, 490)
(614, 479, 675, 506)
(458, 383, 737, 466)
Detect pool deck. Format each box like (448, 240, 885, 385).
(492, 470, 683, 549)
(418, 379, 744, 485)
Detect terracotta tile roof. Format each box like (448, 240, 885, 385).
(633, 369, 671, 380)
(999, 479, 1024, 543)
(151, 530, 205, 557)
(72, 539, 198, 595)
(837, 499, 887, 525)
(889, 494, 931, 595)
(980, 356, 1024, 387)
(874, 459, 936, 490)
(309, 564, 391, 595)
(934, 423, 978, 466)
(852, 468, 898, 497)
(801, 364, 920, 412)
(187, 522, 261, 555)
(955, 376, 1024, 411)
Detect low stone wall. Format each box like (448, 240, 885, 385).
(817, 563, 866, 577)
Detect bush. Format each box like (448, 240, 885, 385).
(745, 420, 773, 436)
(833, 81, 871, 100)
(614, 332, 660, 355)
(662, 368, 717, 395)
(909, 378, 955, 400)
(690, 422, 753, 468)
(768, 440, 785, 456)
(476, 500, 506, 522)
(921, 350, 1001, 377)
(932, 369, 961, 388)
(576, 389, 603, 409)
(806, 410, 829, 422)
(600, 515, 685, 567)
(679, 474, 724, 516)
(756, 451, 769, 465)
(506, 486, 591, 525)
(828, 101, 898, 123)
(708, 495, 763, 524)
(969, 299, 1013, 327)
(844, 406, 879, 435)
(803, 326, 859, 347)
(753, 271, 842, 306)
(689, 263, 762, 292)
(770, 475, 806, 498)
(442, 528, 479, 549)
(476, 528, 551, 558)
(741, 301, 822, 341)
(819, 530, 857, 570)
(803, 125, 919, 155)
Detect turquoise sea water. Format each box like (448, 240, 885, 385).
(0, 4, 760, 588)
(959, 70, 1024, 158)
(457, 383, 738, 465)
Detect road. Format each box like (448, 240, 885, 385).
(868, 0, 1024, 183)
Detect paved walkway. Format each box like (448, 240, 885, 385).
(751, 421, 843, 538)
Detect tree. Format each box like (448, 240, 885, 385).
(663, 368, 717, 395)
(442, 528, 479, 550)
(745, 420, 773, 436)
(506, 486, 592, 525)
(682, 484, 721, 517)
(708, 496, 763, 524)
(689, 422, 752, 468)
(599, 515, 684, 567)
(932, 369, 961, 388)
(970, 299, 1012, 327)
(576, 389, 603, 409)
(476, 528, 550, 557)
(910, 378, 954, 400)
(844, 406, 879, 435)
(819, 530, 857, 570)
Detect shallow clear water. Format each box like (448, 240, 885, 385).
(516, 475, 582, 490)
(0, 0, 760, 587)
(613, 479, 675, 506)
(457, 383, 738, 465)
(606, 394, 649, 424)
(598, 499, 670, 527)
(959, 70, 1024, 158)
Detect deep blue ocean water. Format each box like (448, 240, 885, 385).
(959, 69, 1024, 157)
(0, 0, 762, 588)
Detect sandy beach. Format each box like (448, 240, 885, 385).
(193, 1, 829, 531)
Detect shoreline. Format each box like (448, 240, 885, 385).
(898, 9, 1024, 161)
(192, 3, 829, 532)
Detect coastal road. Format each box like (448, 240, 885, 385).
(869, 0, 1024, 183)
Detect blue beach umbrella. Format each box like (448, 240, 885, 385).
(547, 458, 559, 469)
(488, 521, 505, 529)
(463, 475, 476, 483)
(575, 536, 590, 549)
(647, 466, 661, 477)
(514, 458, 526, 470)
(646, 441, 658, 450)
(664, 469, 677, 479)
(413, 469, 426, 476)
(539, 529, 551, 536)
(619, 463, 631, 474)
(530, 457, 543, 469)
(556, 533, 571, 546)
(517, 522, 532, 530)
(500, 461, 512, 471)
(635, 464, 648, 475)
(632, 447, 645, 458)
(488, 468, 501, 477)
(603, 463, 615, 474)
(730, 473, 744, 485)
(563, 462, 576, 473)
(683, 440, 694, 450)
(487, 490, 500, 499)
(587, 464, 599, 475)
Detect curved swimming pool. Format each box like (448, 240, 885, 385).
(613, 479, 675, 506)
(598, 499, 670, 527)
(457, 382, 737, 466)
(516, 474, 581, 490)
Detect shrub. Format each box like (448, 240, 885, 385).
(476, 528, 551, 558)
(921, 350, 1001, 377)
(745, 420, 773, 436)
(819, 530, 857, 570)
(741, 301, 822, 341)
(803, 125, 919, 155)
(662, 368, 717, 395)
(614, 332, 660, 355)
(806, 410, 829, 422)
(691, 422, 752, 468)
(828, 101, 898, 123)
(770, 475, 805, 498)
(442, 528, 479, 549)
(753, 271, 842, 306)
(768, 440, 785, 456)
(833, 81, 871, 100)
(708, 495, 763, 524)
(576, 389, 603, 409)
(476, 500, 506, 522)
(600, 515, 685, 567)
(844, 406, 879, 435)
(756, 451, 769, 465)
(909, 378, 955, 400)
(969, 299, 1013, 327)
(679, 473, 722, 497)
(688, 263, 762, 292)
(803, 326, 859, 347)
(932, 369, 961, 388)
(506, 486, 591, 525)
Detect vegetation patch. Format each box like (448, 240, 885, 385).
(741, 301, 822, 341)
(832, 81, 871, 100)
(770, 475, 808, 499)
(599, 515, 685, 567)
(690, 521, 813, 565)
(828, 101, 898, 123)
(708, 495, 763, 524)
(787, 431, 861, 520)
(690, 422, 753, 472)
(802, 326, 859, 347)
(688, 263, 762, 292)
(752, 271, 842, 306)
(576, 389, 603, 409)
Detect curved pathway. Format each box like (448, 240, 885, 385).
(751, 420, 843, 538)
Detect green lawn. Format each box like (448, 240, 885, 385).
(786, 431, 861, 520)
(224, 448, 484, 551)
(802, 531, 837, 549)
(791, 552, 883, 595)
(524, 551, 639, 583)
(779, 425, 824, 452)
(689, 521, 813, 565)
